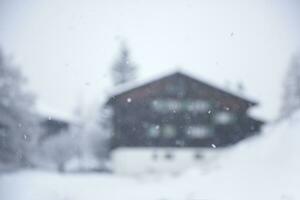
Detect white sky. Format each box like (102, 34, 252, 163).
(0, 0, 300, 120)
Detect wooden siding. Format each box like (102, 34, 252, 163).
(107, 72, 264, 149)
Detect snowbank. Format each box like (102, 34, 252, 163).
(176, 111, 300, 200)
(1, 111, 300, 200)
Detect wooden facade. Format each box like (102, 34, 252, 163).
(106, 72, 263, 149)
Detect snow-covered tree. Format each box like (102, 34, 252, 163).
(281, 54, 300, 118)
(90, 105, 111, 159)
(41, 124, 81, 172)
(39, 103, 111, 172)
(0, 49, 39, 169)
(72, 102, 111, 163)
(111, 43, 137, 86)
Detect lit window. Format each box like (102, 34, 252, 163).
(148, 125, 160, 138)
(162, 125, 176, 138)
(186, 126, 211, 138)
(167, 100, 181, 111)
(152, 99, 168, 112)
(152, 99, 210, 113)
(187, 100, 210, 112)
(214, 111, 235, 124)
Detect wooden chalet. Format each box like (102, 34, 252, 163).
(106, 71, 263, 150)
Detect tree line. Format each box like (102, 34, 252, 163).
(0, 43, 137, 172)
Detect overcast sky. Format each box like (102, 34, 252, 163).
(0, 0, 300, 120)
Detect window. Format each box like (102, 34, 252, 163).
(152, 99, 182, 112)
(162, 125, 176, 138)
(152, 99, 166, 111)
(187, 100, 210, 113)
(147, 125, 160, 138)
(214, 111, 236, 125)
(152, 99, 210, 113)
(186, 126, 212, 138)
(167, 100, 181, 111)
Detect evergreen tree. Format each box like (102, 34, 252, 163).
(0, 49, 39, 169)
(281, 54, 300, 118)
(111, 43, 137, 86)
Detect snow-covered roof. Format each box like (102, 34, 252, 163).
(107, 69, 257, 105)
(35, 102, 77, 123)
(107, 69, 177, 97)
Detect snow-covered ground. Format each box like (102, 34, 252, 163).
(1, 112, 300, 200)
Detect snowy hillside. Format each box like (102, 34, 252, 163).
(1, 112, 300, 200)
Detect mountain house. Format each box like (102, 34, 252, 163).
(106, 71, 264, 174)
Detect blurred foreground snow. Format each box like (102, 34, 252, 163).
(1, 111, 300, 200)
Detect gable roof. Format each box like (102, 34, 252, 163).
(107, 71, 258, 106)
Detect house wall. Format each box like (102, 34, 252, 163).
(111, 76, 260, 149)
(111, 147, 219, 175)
(108, 72, 263, 150)
(107, 73, 263, 174)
